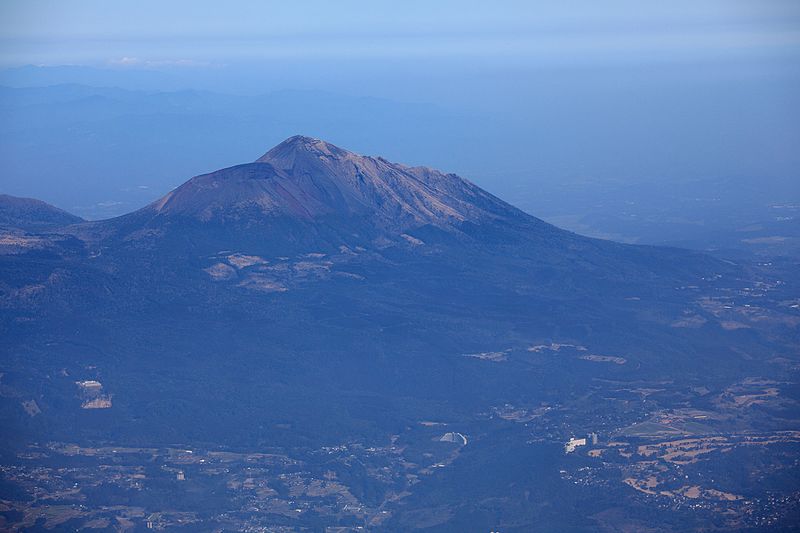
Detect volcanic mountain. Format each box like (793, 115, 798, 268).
(90, 135, 714, 283)
(1, 135, 775, 469)
(150, 135, 512, 226)
(2, 136, 795, 530)
(94, 135, 548, 255)
(5, 135, 735, 339)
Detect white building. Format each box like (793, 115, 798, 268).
(564, 437, 586, 453)
(439, 432, 468, 445)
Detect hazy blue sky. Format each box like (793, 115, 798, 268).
(0, 1, 798, 229)
(1, 1, 798, 67)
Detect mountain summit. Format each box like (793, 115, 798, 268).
(255, 135, 351, 166)
(141, 136, 523, 235)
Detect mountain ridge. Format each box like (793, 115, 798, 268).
(138, 135, 529, 231)
(68, 135, 568, 258)
(0, 193, 83, 230)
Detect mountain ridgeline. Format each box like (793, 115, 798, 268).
(99, 135, 539, 252)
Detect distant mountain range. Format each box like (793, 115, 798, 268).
(1, 137, 797, 531)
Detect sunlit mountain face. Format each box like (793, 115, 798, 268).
(0, 138, 798, 531)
